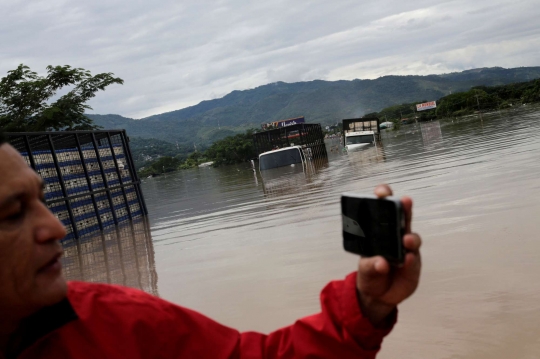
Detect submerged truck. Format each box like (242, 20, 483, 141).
(342, 117, 381, 151)
(253, 122, 327, 171)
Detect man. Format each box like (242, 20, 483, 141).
(0, 132, 422, 359)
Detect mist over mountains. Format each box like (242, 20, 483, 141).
(87, 66, 540, 145)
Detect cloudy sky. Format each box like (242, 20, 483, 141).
(1, 0, 539, 118)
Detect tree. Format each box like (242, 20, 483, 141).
(521, 80, 540, 103)
(139, 156, 182, 177)
(0, 64, 123, 132)
(204, 129, 255, 166)
(179, 151, 204, 169)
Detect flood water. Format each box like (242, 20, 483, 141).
(62, 107, 540, 358)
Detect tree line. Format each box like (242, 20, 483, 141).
(137, 130, 255, 177)
(371, 78, 540, 123)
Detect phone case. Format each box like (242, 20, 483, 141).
(341, 193, 405, 265)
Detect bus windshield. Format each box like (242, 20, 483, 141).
(346, 135, 374, 145)
(260, 148, 303, 170)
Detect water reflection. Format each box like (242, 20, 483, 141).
(420, 121, 443, 147)
(260, 156, 329, 198)
(346, 143, 386, 165)
(61, 218, 158, 296)
(325, 137, 346, 161)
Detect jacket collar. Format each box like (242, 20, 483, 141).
(6, 298, 78, 359)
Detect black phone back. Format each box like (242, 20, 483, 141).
(341, 194, 405, 265)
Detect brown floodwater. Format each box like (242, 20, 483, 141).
(62, 107, 540, 358)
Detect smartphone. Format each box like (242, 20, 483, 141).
(341, 193, 405, 265)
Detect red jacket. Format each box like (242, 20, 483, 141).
(15, 273, 395, 359)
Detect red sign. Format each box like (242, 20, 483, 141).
(416, 101, 437, 111)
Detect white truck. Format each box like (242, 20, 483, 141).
(258, 146, 306, 171)
(344, 131, 376, 152)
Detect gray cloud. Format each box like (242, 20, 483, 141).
(1, 0, 539, 118)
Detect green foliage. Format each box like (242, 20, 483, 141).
(129, 136, 191, 170)
(522, 81, 540, 103)
(390, 118, 401, 131)
(138, 156, 181, 177)
(179, 151, 205, 169)
(435, 89, 488, 116)
(373, 79, 540, 121)
(204, 129, 255, 166)
(137, 129, 254, 176)
(435, 80, 540, 117)
(0, 64, 123, 132)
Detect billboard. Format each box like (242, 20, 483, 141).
(416, 101, 437, 112)
(262, 116, 305, 130)
(278, 117, 305, 127)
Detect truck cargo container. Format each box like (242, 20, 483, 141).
(253, 123, 327, 170)
(342, 117, 381, 141)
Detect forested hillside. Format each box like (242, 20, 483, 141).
(132, 77, 540, 172)
(128, 137, 194, 169)
(88, 66, 540, 146)
(375, 78, 540, 122)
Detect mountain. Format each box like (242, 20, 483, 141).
(87, 66, 540, 145)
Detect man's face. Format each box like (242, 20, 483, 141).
(0, 144, 67, 319)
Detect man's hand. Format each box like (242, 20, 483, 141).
(356, 184, 422, 326)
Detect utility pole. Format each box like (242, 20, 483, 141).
(475, 93, 483, 121)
